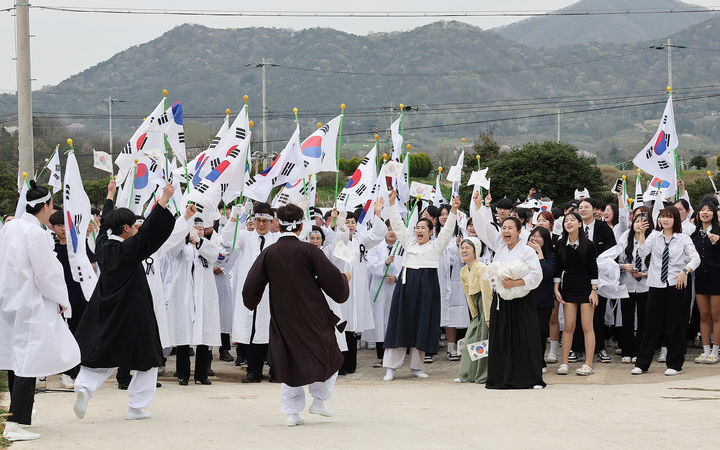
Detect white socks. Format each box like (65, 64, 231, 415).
(712, 345, 719, 358)
(447, 342, 457, 354)
(704, 345, 711, 355)
(549, 341, 559, 356)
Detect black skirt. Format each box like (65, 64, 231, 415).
(561, 272, 591, 303)
(384, 267, 441, 354)
(695, 267, 720, 295)
(486, 292, 546, 390)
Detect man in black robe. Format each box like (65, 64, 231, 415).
(73, 180, 183, 421)
(243, 203, 350, 427)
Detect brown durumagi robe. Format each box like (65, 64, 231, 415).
(242, 234, 349, 387)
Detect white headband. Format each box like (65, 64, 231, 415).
(135, 219, 145, 225)
(26, 192, 51, 207)
(254, 213, 273, 221)
(279, 219, 302, 231)
(310, 230, 323, 236)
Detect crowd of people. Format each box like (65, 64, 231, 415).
(2, 175, 720, 440)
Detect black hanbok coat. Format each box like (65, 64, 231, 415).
(243, 235, 349, 387)
(75, 199, 175, 371)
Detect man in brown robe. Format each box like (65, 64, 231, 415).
(243, 203, 350, 427)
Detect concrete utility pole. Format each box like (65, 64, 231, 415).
(261, 57, 267, 156)
(16, 1, 33, 180)
(104, 97, 123, 156)
(557, 107, 560, 143)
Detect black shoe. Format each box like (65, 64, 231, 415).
(156, 382, 162, 388)
(189, 348, 195, 356)
(207, 369, 215, 377)
(195, 379, 212, 385)
(219, 349, 234, 362)
(568, 351, 578, 363)
(242, 374, 262, 383)
(178, 378, 189, 386)
(118, 383, 129, 390)
(338, 369, 347, 376)
(234, 359, 246, 367)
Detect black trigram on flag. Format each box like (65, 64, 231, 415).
(157, 113, 169, 126)
(337, 192, 348, 203)
(210, 158, 221, 170)
(271, 176, 278, 185)
(209, 137, 220, 149)
(188, 200, 204, 213)
(658, 161, 670, 170)
(280, 162, 295, 177)
(64, 184, 71, 201)
(304, 160, 310, 168)
(73, 214, 83, 228)
(277, 192, 290, 205)
(178, 132, 185, 144)
(122, 141, 132, 154)
(355, 184, 367, 196)
(228, 146, 241, 158)
(134, 194, 142, 205)
(245, 177, 257, 187)
(197, 183, 210, 194)
(645, 146, 653, 159)
(361, 157, 369, 164)
(149, 159, 158, 172)
(54, 164, 61, 172)
(236, 127, 247, 140)
(75, 265, 84, 282)
(319, 124, 330, 134)
(220, 183, 228, 196)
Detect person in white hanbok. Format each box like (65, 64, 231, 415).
(365, 222, 404, 367)
(221, 202, 279, 382)
(333, 201, 387, 374)
(212, 224, 235, 362)
(165, 216, 222, 385)
(0, 182, 80, 442)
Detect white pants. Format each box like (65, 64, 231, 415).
(382, 347, 425, 371)
(75, 366, 158, 410)
(280, 372, 338, 415)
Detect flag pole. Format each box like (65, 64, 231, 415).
(375, 133, 380, 175)
(708, 170, 718, 193)
(372, 194, 421, 303)
(476, 153, 483, 199)
(334, 104, 346, 209)
(668, 87, 681, 201)
(293, 107, 310, 220)
(37, 145, 58, 179)
(162, 89, 171, 182)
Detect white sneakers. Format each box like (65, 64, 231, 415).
(309, 400, 334, 417)
(556, 364, 569, 375)
(657, 347, 667, 362)
(286, 414, 305, 427)
(410, 370, 429, 378)
(35, 377, 47, 390)
(73, 388, 90, 419)
(631, 367, 645, 375)
(60, 374, 75, 389)
(695, 353, 719, 364)
(383, 369, 395, 381)
(544, 353, 559, 364)
(664, 368, 682, 376)
(2, 421, 40, 442)
(125, 408, 151, 420)
(621, 356, 632, 364)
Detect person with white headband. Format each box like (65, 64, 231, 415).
(73, 180, 178, 421)
(0, 180, 80, 442)
(382, 190, 460, 381)
(243, 203, 351, 427)
(221, 201, 279, 382)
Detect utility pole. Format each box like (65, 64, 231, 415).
(557, 107, 560, 143)
(104, 97, 123, 156)
(651, 39, 684, 89)
(16, 1, 33, 180)
(261, 57, 267, 156)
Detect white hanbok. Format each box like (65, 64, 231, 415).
(363, 240, 404, 343)
(440, 240, 470, 329)
(213, 232, 233, 334)
(0, 214, 80, 377)
(221, 225, 278, 344)
(333, 216, 388, 333)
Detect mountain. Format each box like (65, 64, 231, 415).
(495, 0, 715, 47)
(3, 16, 720, 169)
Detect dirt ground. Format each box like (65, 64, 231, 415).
(5, 346, 720, 449)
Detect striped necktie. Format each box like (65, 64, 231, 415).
(634, 248, 642, 272)
(660, 239, 671, 284)
(584, 225, 589, 239)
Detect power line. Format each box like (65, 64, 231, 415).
(18, 5, 720, 18)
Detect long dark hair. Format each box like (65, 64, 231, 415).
(557, 212, 590, 260)
(530, 226, 553, 256)
(625, 213, 652, 267)
(692, 201, 720, 238)
(422, 205, 440, 236)
(606, 203, 619, 227)
(438, 204, 459, 236)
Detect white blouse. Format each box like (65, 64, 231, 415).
(638, 230, 700, 289)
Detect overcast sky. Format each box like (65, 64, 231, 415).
(0, 0, 717, 91)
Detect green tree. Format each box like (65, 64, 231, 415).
(409, 153, 432, 177)
(459, 140, 605, 208)
(689, 155, 708, 169)
(473, 132, 501, 163)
